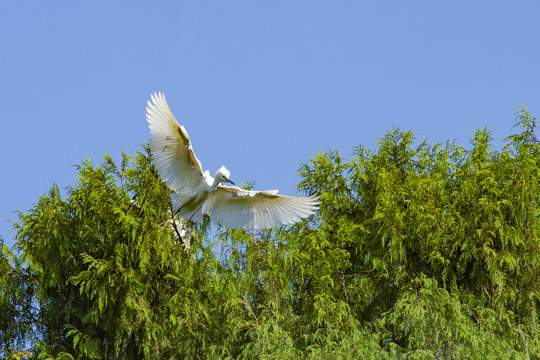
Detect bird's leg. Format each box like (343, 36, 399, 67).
(168, 201, 189, 256)
(172, 199, 190, 216)
(251, 228, 258, 245)
(173, 206, 183, 216)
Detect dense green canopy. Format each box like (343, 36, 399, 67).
(2, 109, 540, 359)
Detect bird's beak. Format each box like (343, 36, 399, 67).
(225, 178, 235, 185)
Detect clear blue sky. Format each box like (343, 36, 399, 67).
(2, 2, 539, 248)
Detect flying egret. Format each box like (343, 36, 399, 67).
(146, 92, 320, 229)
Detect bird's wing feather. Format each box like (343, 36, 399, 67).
(206, 185, 320, 228)
(146, 92, 204, 203)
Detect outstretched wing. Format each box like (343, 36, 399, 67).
(205, 185, 320, 228)
(146, 92, 204, 209)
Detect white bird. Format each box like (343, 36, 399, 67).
(146, 92, 319, 229)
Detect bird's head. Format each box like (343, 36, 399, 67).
(215, 166, 235, 185)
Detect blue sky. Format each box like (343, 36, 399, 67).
(2, 2, 540, 248)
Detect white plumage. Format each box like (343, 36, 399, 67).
(146, 92, 319, 229)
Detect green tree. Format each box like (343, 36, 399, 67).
(292, 107, 540, 358)
(0, 237, 35, 359)
(7, 108, 540, 359)
(14, 147, 224, 359)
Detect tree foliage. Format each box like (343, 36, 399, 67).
(2, 108, 540, 359)
(0, 236, 34, 359)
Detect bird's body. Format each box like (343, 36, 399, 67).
(174, 169, 220, 220)
(146, 92, 319, 228)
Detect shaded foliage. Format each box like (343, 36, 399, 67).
(2, 108, 540, 358)
(0, 237, 35, 358)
